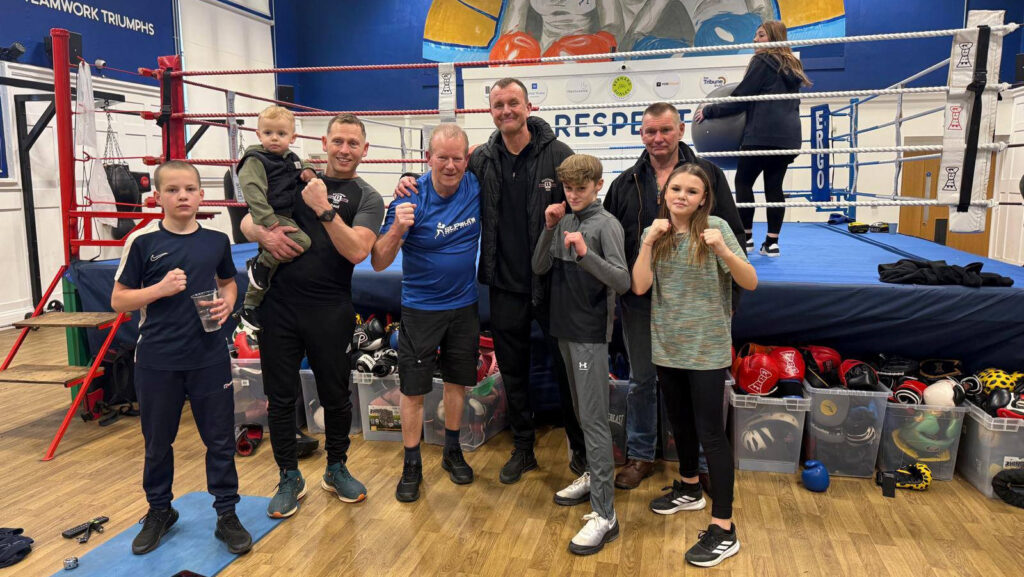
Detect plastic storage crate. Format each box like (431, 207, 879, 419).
(877, 402, 969, 481)
(803, 383, 890, 477)
(730, 389, 810, 474)
(231, 358, 268, 428)
(956, 403, 1024, 498)
(355, 372, 405, 442)
(299, 370, 362, 436)
(662, 375, 732, 462)
(423, 374, 507, 451)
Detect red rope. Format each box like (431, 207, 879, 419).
(175, 107, 491, 119)
(185, 158, 425, 166)
(76, 153, 152, 162)
(186, 119, 321, 141)
(182, 79, 328, 113)
(82, 197, 146, 209)
(200, 200, 248, 207)
(77, 55, 149, 78)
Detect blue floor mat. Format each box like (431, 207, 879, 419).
(50, 493, 281, 577)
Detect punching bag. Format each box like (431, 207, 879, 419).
(105, 163, 140, 240)
(224, 169, 250, 244)
(692, 83, 746, 171)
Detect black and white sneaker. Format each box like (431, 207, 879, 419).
(235, 307, 262, 335)
(568, 512, 618, 556)
(246, 257, 271, 291)
(759, 242, 780, 257)
(744, 239, 754, 254)
(649, 480, 706, 515)
(684, 523, 740, 568)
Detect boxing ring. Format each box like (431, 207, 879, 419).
(49, 13, 1024, 413)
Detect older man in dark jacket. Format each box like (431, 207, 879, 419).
(603, 102, 745, 490)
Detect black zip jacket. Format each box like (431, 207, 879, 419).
(701, 53, 804, 150)
(470, 116, 573, 305)
(603, 142, 746, 311)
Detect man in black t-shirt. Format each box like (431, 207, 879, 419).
(241, 114, 384, 518)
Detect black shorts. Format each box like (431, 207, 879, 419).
(398, 303, 479, 396)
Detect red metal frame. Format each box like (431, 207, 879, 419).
(0, 266, 67, 371)
(42, 312, 128, 461)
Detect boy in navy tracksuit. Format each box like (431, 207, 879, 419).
(112, 160, 252, 556)
(532, 154, 631, 555)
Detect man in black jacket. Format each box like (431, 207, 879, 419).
(603, 102, 745, 490)
(397, 78, 587, 484)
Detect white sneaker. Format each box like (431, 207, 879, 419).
(554, 472, 590, 506)
(569, 512, 619, 555)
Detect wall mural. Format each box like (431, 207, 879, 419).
(422, 0, 846, 62)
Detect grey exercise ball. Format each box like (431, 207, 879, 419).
(692, 82, 745, 170)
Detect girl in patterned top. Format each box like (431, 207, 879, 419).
(631, 163, 757, 569)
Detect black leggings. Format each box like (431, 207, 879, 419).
(658, 365, 734, 519)
(735, 154, 790, 236)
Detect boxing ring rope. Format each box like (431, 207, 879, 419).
(160, 25, 1020, 76)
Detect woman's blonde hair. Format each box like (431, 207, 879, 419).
(755, 20, 812, 87)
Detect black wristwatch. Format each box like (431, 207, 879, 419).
(318, 207, 337, 222)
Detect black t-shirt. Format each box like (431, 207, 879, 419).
(114, 222, 236, 370)
(268, 175, 384, 305)
(494, 140, 534, 294)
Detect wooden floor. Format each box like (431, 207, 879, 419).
(1, 328, 1021, 577)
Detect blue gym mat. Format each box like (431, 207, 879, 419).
(49, 493, 282, 577)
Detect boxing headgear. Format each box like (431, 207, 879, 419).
(799, 346, 842, 385)
(875, 355, 918, 389)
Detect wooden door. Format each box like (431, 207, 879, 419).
(898, 151, 994, 257)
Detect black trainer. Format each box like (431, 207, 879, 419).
(759, 241, 780, 257)
(499, 448, 538, 485)
(246, 257, 271, 290)
(685, 523, 740, 568)
(235, 307, 262, 335)
(569, 451, 587, 477)
(649, 480, 706, 515)
(131, 507, 179, 555)
(395, 461, 423, 502)
(214, 511, 253, 555)
(442, 447, 474, 485)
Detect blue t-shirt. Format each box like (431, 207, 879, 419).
(114, 221, 236, 370)
(380, 172, 480, 310)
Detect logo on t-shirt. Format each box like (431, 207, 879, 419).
(149, 252, 169, 262)
(434, 217, 477, 239)
(328, 192, 349, 206)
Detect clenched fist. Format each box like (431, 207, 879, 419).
(545, 201, 567, 230)
(157, 268, 187, 298)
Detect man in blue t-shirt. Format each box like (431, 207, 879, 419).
(372, 123, 481, 502)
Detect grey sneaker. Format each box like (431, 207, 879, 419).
(322, 462, 367, 503)
(267, 469, 306, 519)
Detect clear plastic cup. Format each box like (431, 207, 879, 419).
(191, 289, 221, 333)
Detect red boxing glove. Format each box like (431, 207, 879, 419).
(799, 345, 841, 376)
(233, 330, 260, 359)
(770, 347, 805, 382)
(542, 30, 617, 61)
(731, 343, 775, 376)
(489, 32, 542, 64)
(735, 354, 780, 396)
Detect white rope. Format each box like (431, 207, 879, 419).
(536, 86, 951, 113)
(592, 143, 1005, 161)
(540, 24, 1020, 63)
(735, 199, 997, 209)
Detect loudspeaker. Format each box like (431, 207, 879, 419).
(276, 85, 294, 104)
(45, 31, 83, 66)
(1015, 53, 1023, 83)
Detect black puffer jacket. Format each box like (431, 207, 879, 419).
(603, 142, 746, 311)
(702, 53, 805, 150)
(470, 116, 573, 305)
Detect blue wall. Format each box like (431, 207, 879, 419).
(0, 0, 173, 79)
(274, 0, 1023, 112)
